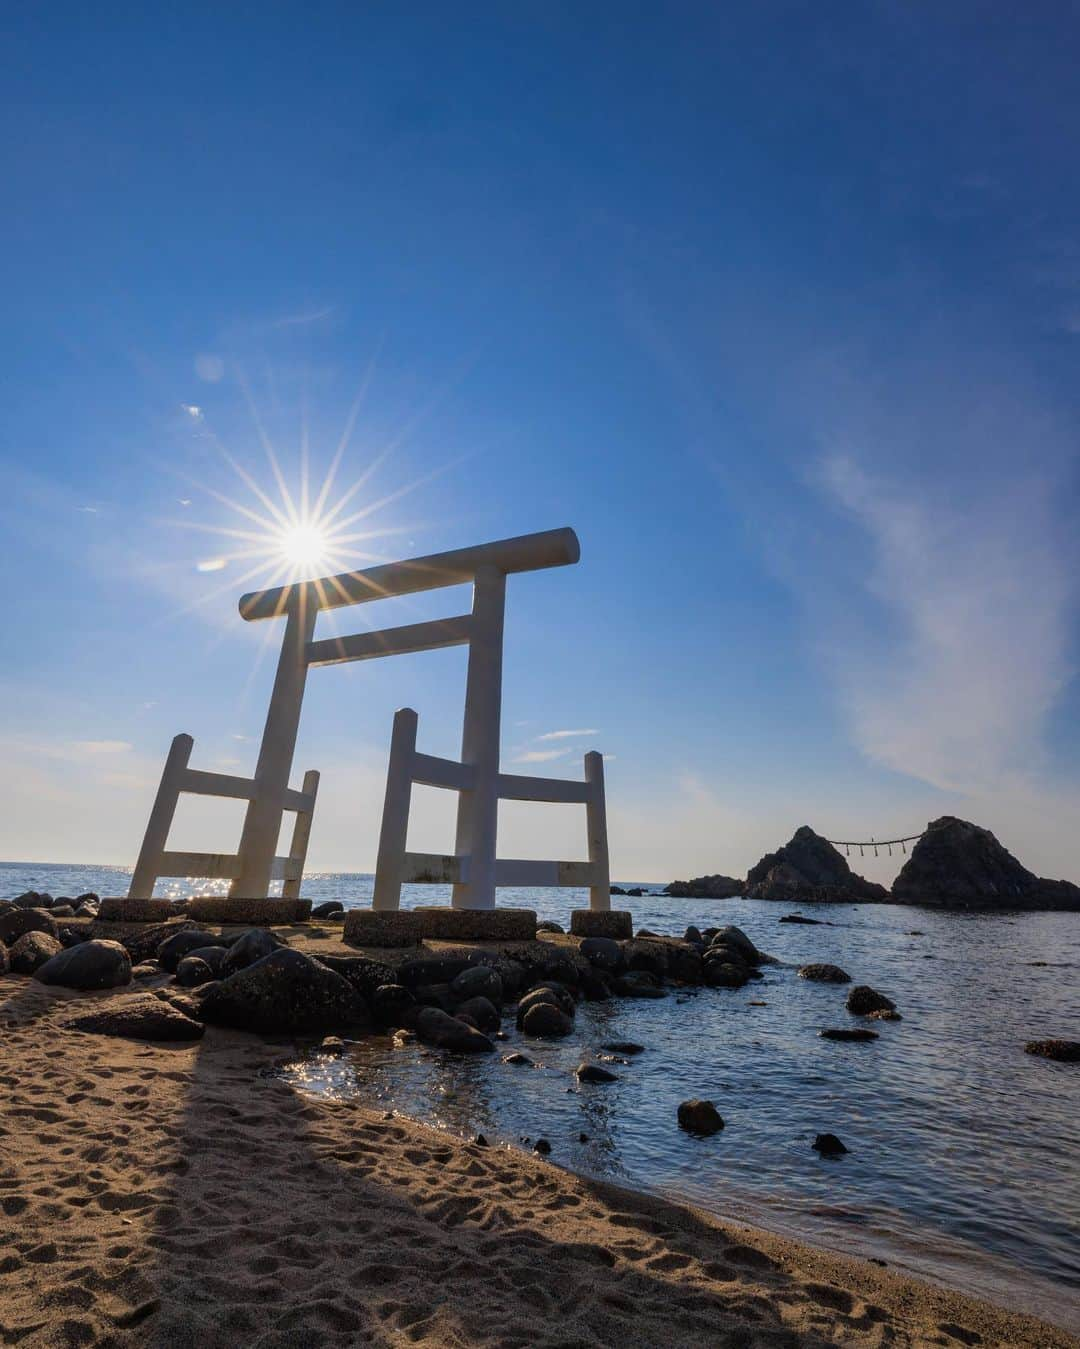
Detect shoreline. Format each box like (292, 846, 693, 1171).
(2, 978, 1076, 1347)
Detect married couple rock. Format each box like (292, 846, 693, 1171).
(666, 817, 1080, 911)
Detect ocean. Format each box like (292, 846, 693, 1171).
(2, 860, 1078, 1331)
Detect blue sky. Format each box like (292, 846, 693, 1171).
(2, 4, 1078, 882)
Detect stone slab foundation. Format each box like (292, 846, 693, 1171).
(342, 909, 423, 947)
(98, 898, 177, 923)
(187, 896, 312, 925)
(570, 909, 633, 939)
(414, 907, 538, 941)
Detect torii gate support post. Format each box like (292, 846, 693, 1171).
(230, 591, 317, 897)
(452, 566, 506, 909)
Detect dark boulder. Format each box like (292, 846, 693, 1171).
(683, 926, 704, 946)
(317, 954, 396, 1002)
(576, 1062, 618, 1084)
(218, 928, 283, 978)
(711, 926, 760, 964)
(451, 965, 503, 1004)
(578, 968, 613, 1001)
(798, 963, 851, 984)
(132, 962, 162, 979)
(199, 948, 368, 1034)
(892, 816, 1080, 911)
(156, 928, 223, 973)
(536, 920, 564, 933)
(455, 995, 499, 1033)
(0, 907, 58, 946)
(503, 1051, 533, 1065)
(745, 827, 887, 904)
(398, 955, 474, 989)
(846, 985, 896, 1016)
(601, 1041, 645, 1055)
(813, 1133, 848, 1156)
(0, 942, 8, 976)
(704, 960, 748, 989)
(1025, 1039, 1080, 1062)
(311, 901, 345, 918)
(64, 992, 204, 1042)
(415, 1006, 494, 1053)
(517, 983, 575, 1022)
(611, 971, 667, 998)
(677, 1099, 724, 1135)
(9, 931, 63, 974)
(13, 891, 52, 908)
(520, 1002, 573, 1038)
(819, 1028, 879, 1042)
(578, 936, 623, 973)
(186, 945, 228, 975)
(664, 875, 743, 899)
(779, 914, 825, 925)
(34, 939, 131, 990)
(175, 956, 215, 988)
(112, 920, 196, 966)
(371, 983, 417, 1027)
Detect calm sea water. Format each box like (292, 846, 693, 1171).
(3, 861, 1078, 1329)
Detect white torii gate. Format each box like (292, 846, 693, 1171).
(129, 527, 609, 911)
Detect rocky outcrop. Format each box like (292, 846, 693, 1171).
(199, 948, 368, 1034)
(664, 874, 743, 899)
(891, 817, 1080, 911)
(746, 827, 887, 903)
(677, 1099, 724, 1135)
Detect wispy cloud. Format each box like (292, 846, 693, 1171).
(196, 558, 227, 573)
(513, 748, 571, 764)
(536, 728, 598, 741)
(181, 404, 203, 421)
(819, 452, 1075, 793)
(73, 739, 133, 755)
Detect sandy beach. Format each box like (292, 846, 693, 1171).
(1, 975, 1074, 1349)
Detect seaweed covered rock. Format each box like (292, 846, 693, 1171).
(798, 963, 851, 984)
(1025, 1039, 1080, 1062)
(200, 948, 368, 1034)
(847, 985, 896, 1016)
(892, 817, 1080, 911)
(746, 827, 887, 903)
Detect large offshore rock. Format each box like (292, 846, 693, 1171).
(200, 948, 369, 1034)
(63, 992, 205, 1041)
(892, 817, 1080, 911)
(34, 939, 132, 990)
(664, 874, 743, 899)
(745, 827, 887, 903)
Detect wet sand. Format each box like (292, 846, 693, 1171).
(1, 977, 1075, 1348)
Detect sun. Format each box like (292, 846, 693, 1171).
(277, 520, 331, 576)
